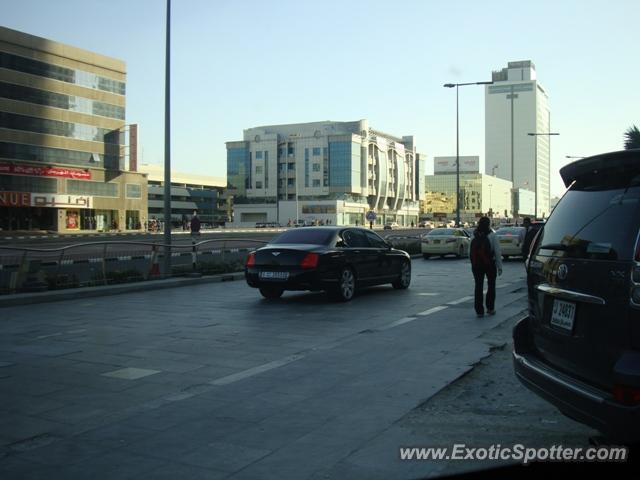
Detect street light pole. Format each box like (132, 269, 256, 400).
(444, 80, 493, 226)
(527, 132, 559, 218)
(163, 0, 172, 277)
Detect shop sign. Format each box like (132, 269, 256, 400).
(0, 162, 91, 180)
(31, 194, 92, 209)
(0, 191, 31, 207)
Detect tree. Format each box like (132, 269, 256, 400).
(624, 125, 640, 150)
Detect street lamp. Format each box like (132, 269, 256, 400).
(444, 80, 493, 226)
(527, 132, 559, 218)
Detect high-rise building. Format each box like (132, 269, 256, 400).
(485, 60, 551, 218)
(0, 26, 147, 232)
(226, 120, 420, 227)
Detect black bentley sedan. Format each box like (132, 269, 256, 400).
(245, 226, 412, 301)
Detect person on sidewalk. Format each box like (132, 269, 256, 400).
(190, 210, 201, 238)
(470, 216, 503, 317)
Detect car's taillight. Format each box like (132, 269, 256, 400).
(300, 253, 319, 269)
(246, 252, 256, 267)
(613, 384, 640, 406)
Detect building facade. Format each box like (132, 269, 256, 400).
(485, 60, 551, 218)
(0, 26, 147, 232)
(138, 164, 226, 228)
(424, 173, 513, 225)
(226, 120, 420, 227)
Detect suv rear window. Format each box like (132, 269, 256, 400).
(535, 182, 640, 260)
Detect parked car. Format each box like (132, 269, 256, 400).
(245, 227, 411, 301)
(384, 222, 399, 230)
(418, 220, 434, 228)
(494, 226, 526, 259)
(421, 227, 470, 259)
(513, 150, 640, 443)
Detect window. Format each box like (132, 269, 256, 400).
(256, 181, 263, 189)
(256, 151, 263, 159)
(0, 51, 126, 95)
(255, 165, 263, 174)
(67, 180, 119, 197)
(287, 143, 294, 157)
(0, 174, 57, 193)
(313, 147, 321, 156)
(364, 230, 387, 248)
(271, 229, 335, 245)
(312, 163, 321, 172)
(126, 184, 142, 198)
(0, 142, 118, 169)
(341, 229, 369, 248)
(287, 178, 295, 187)
(125, 210, 140, 230)
(312, 179, 321, 187)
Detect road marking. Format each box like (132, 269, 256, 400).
(497, 282, 512, 289)
(417, 306, 448, 316)
(447, 296, 473, 305)
(382, 316, 418, 329)
(35, 332, 63, 340)
(210, 354, 305, 386)
(417, 293, 440, 296)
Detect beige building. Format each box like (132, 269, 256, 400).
(0, 26, 147, 232)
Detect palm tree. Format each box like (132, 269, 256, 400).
(624, 125, 640, 150)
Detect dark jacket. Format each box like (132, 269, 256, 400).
(190, 216, 201, 233)
(521, 226, 537, 258)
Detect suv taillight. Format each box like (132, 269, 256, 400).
(613, 384, 640, 406)
(246, 252, 256, 267)
(300, 253, 319, 269)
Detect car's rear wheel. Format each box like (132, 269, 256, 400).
(332, 267, 356, 301)
(503, 255, 509, 260)
(259, 287, 284, 299)
(392, 261, 411, 289)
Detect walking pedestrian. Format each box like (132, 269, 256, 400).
(470, 216, 502, 317)
(521, 217, 536, 260)
(190, 210, 201, 238)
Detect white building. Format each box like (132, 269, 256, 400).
(485, 60, 552, 218)
(226, 120, 422, 227)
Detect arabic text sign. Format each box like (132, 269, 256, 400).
(31, 194, 92, 209)
(0, 162, 92, 179)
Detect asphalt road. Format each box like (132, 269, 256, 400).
(0, 257, 611, 479)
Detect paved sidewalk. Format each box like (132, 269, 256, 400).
(0, 260, 529, 479)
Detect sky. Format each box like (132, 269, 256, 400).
(2, 0, 639, 197)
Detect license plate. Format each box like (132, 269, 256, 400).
(259, 271, 289, 281)
(550, 299, 576, 332)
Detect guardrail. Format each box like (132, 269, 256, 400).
(0, 238, 268, 295)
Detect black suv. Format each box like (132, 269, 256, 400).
(513, 149, 640, 443)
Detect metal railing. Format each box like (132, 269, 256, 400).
(0, 238, 268, 295)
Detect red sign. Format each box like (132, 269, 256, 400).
(0, 162, 91, 180)
(0, 191, 31, 207)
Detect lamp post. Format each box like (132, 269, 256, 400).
(163, 0, 172, 276)
(527, 132, 559, 218)
(444, 80, 493, 226)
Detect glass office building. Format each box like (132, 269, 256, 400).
(225, 120, 420, 227)
(0, 26, 147, 232)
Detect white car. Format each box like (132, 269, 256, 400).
(494, 226, 526, 259)
(421, 228, 471, 259)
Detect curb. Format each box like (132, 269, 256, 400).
(0, 272, 245, 308)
